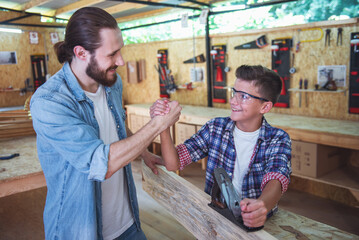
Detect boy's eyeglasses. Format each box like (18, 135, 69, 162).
(230, 88, 269, 103)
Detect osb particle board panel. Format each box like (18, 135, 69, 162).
(120, 21, 359, 121)
(119, 37, 209, 107)
(0, 25, 64, 108)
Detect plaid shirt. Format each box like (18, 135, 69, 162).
(176, 117, 291, 214)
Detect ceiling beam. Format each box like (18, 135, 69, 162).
(20, 0, 52, 11)
(111, 0, 201, 11)
(104, 2, 143, 15)
(116, 7, 171, 23)
(55, 0, 106, 16)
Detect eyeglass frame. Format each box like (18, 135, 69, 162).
(230, 88, 270, 102)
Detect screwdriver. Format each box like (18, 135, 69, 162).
(304, 79, 308, 107)
(299, 78, 303, 107)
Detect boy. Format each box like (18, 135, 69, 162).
(150, 65, 291, 228)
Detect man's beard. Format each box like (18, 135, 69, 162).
(86, 54, 117, 87)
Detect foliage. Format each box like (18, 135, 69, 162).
(121, 0, 359, 45)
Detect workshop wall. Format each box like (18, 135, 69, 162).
(0, 14, 64, 108)
(120, 19, 359, 121)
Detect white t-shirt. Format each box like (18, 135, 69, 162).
(232, 126, 260, 196)
(85, 85, 134, 240)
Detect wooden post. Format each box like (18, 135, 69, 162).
(141, 160, 277, 240)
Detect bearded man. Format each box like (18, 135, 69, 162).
(30, 7, 181, 240)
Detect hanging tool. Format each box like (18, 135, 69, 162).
(271, 45, 279, 57)
(337, 28, 343, 46)
(234, 35, 268, 49)
(298, 78, 303, 107)
(296, 28, 324, 52)
(304, 79, 308, 107)
(351, 39, 359, 53)
(183, 54, 205, 64)
(208, 168, 264, 232)
(325, 29, 331, 46)
(216, 65, 223, 82)
(289, 53, 296, 74)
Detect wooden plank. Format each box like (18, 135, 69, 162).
(55, 0, 105, 15)
(141, 160, 277, 240)
(264, 209, 358, 240)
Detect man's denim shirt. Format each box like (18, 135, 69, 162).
(30, 62, 140, 240)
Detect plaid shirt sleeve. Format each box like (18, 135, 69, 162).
(176, 144, 192, 170)
(175, 121, 212, 170)
(260, 130, 292, 194)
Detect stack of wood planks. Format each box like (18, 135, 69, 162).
(0, 109, 35, 139)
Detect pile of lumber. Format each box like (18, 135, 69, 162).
(0, 109, 35, 139)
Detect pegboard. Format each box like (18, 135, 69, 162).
(349, 32, 359, 114)
(271, 38, 292, 108)
(211, 45, 227, 104)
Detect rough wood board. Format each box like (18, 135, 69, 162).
(142, 160, 277, 240)
(142, 161, 359, 240)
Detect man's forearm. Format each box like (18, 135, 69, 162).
(106, 120, 161, 178)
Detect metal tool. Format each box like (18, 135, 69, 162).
(0, 153, 19, 160)
(304, 79, 308, 107)
(289, 53, 296, 74)
(325, 29, 331, 46)
(299, 78, 303, 107)
(337, 28, 343, 46)
(208, 167, 264, 232)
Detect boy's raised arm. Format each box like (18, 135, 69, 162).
(150, 99, 181, 171)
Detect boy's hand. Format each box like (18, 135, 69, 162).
(150, 99, 170, 118)
(240, 198, 268, 228)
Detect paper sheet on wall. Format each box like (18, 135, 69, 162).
(317, 65, 346, 87)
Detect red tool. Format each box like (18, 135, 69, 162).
(216, 65, 223, 82)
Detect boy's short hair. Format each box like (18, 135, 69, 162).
(235, 65, 282, 104)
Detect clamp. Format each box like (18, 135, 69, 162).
(325, 29, 331, 46)
(337, 28, 343, 46)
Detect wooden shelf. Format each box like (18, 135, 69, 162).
(292, 166, 359, 191)
(290, 166, 359, 207)
(288, 88, 347, 93)
(0, 88, 21, 93)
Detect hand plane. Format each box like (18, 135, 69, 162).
(208, 167, 264, 232)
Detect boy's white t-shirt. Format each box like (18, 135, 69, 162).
(85, 85, 134, 240)
(232, 126, 260, 196)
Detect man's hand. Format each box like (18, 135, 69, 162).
(152, 100, 181, 133)
(150, 99, 170, 119)
(240, 198, 268, 228)
(141, 150, 164, 175)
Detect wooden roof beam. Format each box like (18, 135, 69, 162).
(20, 0, 52, 11)
(55, 0, 106, 16)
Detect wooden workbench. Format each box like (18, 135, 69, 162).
(126, 104, 359, 150)
(0, 135, 45, 198)
(126, 104, 359, 207)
